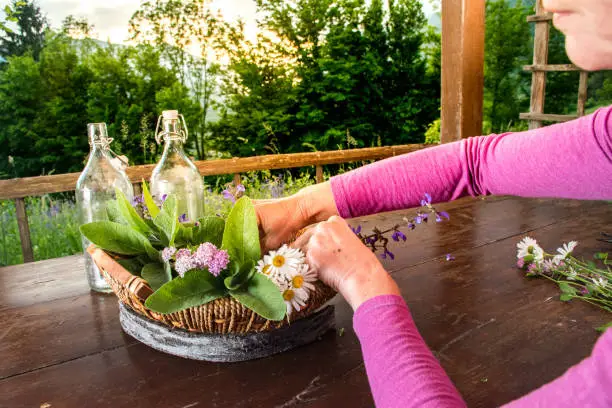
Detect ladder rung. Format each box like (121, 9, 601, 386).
(523, 64, 582, 72)
(527, 14, 553, 23)
(519, 113, 579, 123)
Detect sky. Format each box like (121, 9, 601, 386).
(34, 0, 435, 45)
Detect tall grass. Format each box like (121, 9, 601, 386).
(0, 170, 319, 266)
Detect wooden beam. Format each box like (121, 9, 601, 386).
(527, 13, 553, 22)
(441, 0, 486, 143)
(577, 71, 589, 117)
(14, 198, 34, 263)
(0, 145, 428, 200)
(528, 0, 551, 130)
(519, 113, 578, 122)
(315, 165, 324, 183)
(523, 64, 581, 72)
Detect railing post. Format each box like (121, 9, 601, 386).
(527, 0, 551, 130)
(14, 198, 34, 263)
(441, 0, 485, 142)
(233, 173, 241, 186)
(132, 182, 142, 197)
(315, 165, 324, 183)
(577, 71, 588, 117)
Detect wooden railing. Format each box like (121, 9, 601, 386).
(0, 144, 427, 263)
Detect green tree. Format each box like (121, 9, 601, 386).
(483, 0, 531, 133)
(0, 0, 48, 61)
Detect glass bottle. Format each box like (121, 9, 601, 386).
(76, 123, 134, 293)
(151, 110, 205, 222)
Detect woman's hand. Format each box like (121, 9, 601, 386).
(255, 182, 339, 251)
(292, 215, 401, 310)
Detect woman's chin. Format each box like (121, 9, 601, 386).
(565, 35, 612, 71)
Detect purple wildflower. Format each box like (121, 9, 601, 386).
(351, 225, 362, 235)
(579, 287, 590, 296)
(236, 184, 246, 194)
(178, 213, 189, 223)
(208, 250, 230, 276)
(381, 249, 395, 260)
(193, 243, 216, 269)
(161, 247, 177, 262)
(392, 230, 407, 242)
(516, 258, 525, 269)
(421, 193, 432, 207)
(436, 211, 450, 222)
(446, 253, 455, 261)
(174, 249, 196, 276)
(527, 263, 539, 275)
(222, 189, 235, 203)
(161, 194, 168, 203)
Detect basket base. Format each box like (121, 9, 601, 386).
(119, 303, 336, 362)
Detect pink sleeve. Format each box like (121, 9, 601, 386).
(353, 295, 467, 408)
(354, 295, 612, 408)
(331, 107, 612, 218)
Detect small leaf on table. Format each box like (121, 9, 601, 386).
(145, 269, 226, 314)
(229, 273, 285, 321)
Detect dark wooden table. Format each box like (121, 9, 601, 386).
(1, 197, 610, 408)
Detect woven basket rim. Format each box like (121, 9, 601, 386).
(88, 245, 336, 334)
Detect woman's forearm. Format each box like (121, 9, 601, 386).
(330, 106, 612, 218)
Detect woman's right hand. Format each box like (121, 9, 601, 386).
(255, 182, 338, 251)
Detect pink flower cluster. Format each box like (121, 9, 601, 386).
(162, 243, 230, 277)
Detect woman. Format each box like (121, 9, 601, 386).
(255, 1, 612, 406)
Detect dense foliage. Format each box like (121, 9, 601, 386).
(0, 0, 610, 178)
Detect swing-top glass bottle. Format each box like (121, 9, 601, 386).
(150, 110, 205, 222)
(76, 123, 134, 292)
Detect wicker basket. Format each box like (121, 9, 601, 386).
(88, 246, 336, 334)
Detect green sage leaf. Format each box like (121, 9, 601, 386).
(224, 260, 255, 291)
(153, 195, 179, 246)
(141, 180, 161, 219)
(141, 262, 172, 291)
(145, 269, 226, 314)
(559, 282, 577, 295)
(221, 196, 260, 265)
(229, 273, 285, 321)
(106, 200, 126, 224)
(115, 188, 154, 236)
(80, 221, 153, 255)
(193, 216, 225, 246)
(116, 258, 143, 276)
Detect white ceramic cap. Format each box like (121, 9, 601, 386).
(162, 110, 179, 120)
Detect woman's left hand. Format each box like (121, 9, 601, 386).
(292, 215, 401, 310)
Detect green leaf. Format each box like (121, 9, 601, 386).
(141, 263, 172, 291)
(106, 200, 126, 224)
(142, 180, 160, 219)
(153, 195, 179, 246)
(145, 269, 226, 314)
(223, 260, 256, 291)
(221, 197, 260, 265)
(116, 258, 143, 276)
(559, 293, 573, 302)
(596, 322, 612, 332)
(559, 282, 577, 296)
(80, 221, 153, 256)
(115, 188, 153, 236)
(229, 273, 285, 321)
(193, 216, 225, 246)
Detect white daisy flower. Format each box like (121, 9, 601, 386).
(556, 241, 578, 259)
(517, 237, 544, 263)
(265, 244, 304, 277)
(541, 259, 556, 273)
(592, 277, 608, 291)
(282, 286, 309, 316)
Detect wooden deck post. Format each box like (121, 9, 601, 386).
(528, 0, 550, 130)
(14, 198, 34, 263)
(441, 0, 486, 143)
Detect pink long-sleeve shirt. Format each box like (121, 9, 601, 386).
(330, 106, 612, 407)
